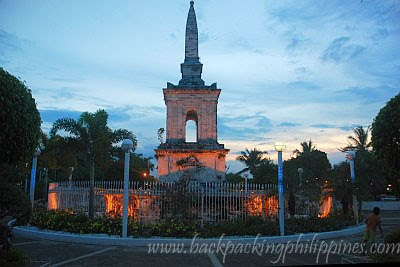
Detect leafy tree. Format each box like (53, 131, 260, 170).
(0, 68, 41, 170)
(252, 160, 277, 184)
(104, 149, 154, 181)
(0, 68, 40, 227)
(353, 151, 387, 201)
(34, 132, 80, 200)
(328, 153, 387, 223)
(285, 141, 331, 201)
(288, 189, 296, 218)
(329, 162, 353, 220)
(372, 93, 400, 194)
(236, 148, 269, 176)
(338, 125, 387, 200)
(50, 109, 136, 218)
(225, 172, 244, 183)
(38, 132, 78, 181)
(130, 154, 154, 180)
(283, 141, 331, 218)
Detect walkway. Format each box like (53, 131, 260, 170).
(12, 211, 400, 266)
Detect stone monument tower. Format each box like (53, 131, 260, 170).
(155, 1, 229, 182)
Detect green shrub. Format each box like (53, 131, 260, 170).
(0, 182, 31, 225)
(369, 251, 399, 263)
(384, 229, 400, 244)
(366, 228, 400, 263)
(285, 211, 353, 235)
(0, 248, 27, 267)
(32, 207, 355, 238)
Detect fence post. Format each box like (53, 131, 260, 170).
(138, 188, 142, 224)
(201, 187, 204, 228)
(262, 186, 265, 220)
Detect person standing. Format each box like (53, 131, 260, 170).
(362, 207, 384, 255)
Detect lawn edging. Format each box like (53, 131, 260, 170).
(13, 224, 365, 247)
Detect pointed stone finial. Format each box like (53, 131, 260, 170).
(185, 0, 198, 60)
(168, 0, 218, 89)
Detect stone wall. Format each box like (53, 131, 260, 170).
(156, 149, 228, 182)
(164, 88, 220, 143)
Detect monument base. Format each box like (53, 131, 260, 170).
(155, 145, 229, 182)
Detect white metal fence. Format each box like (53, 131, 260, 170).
(48, 181, 279, 224)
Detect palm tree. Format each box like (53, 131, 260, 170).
(39, 132, 72, 181)
(340, 125, 371, 152)
(292, 140, 316, 157)
(50, 109, 136, 218)
(236, 148, 268, 176)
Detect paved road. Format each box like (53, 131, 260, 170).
(11, 211, 400, 266)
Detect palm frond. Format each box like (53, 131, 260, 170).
(343, 125, 372, 152)
(112, 129, 136, 146)
(237, 167, 250, 174)
(50, 118, 83, 137)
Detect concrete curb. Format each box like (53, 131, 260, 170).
(13, 224, 365, 247)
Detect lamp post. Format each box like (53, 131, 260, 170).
(121, 139, 133, 238)
(298, 167, 303, 200)
(25, 162, 29, 193)
(43, 167, 48, 203)
(68, 167, 74, 188)
(29, 148, 41, 209)
(244, 173, 249, 192)
(275, 143, 286, 236)
(346, 150, 358, 225)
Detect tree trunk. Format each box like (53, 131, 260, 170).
(89, 161, 95, 219)
(25, 175, 28, 193)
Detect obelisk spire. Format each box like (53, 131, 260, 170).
(185, 1, 199, 61)
(165, 1, 216, 89)
(176, 1, 205, 88)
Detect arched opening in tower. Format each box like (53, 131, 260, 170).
(185, 120, 197, 142)
(186, 110, 198, 143)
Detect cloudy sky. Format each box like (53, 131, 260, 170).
(1, 0, 399, 174)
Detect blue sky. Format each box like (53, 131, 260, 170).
(1, 0, 399, 174)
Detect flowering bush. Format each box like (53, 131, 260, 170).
(32, 207, 355, 238)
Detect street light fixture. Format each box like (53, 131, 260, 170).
(274, 143, 286, 236)
(346, 150, 358, 225)
(243, 173, 249, 192)
(297, 167, 303, 200)
(29, 148, 41, 209)
(121, 139, 133, 238)
(274, 143, 286, 152)
(68, 167, 74, 188)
